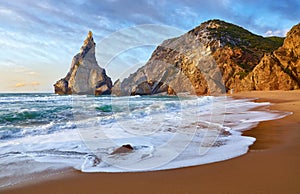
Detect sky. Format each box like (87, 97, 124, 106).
(0, 0, 299, 92)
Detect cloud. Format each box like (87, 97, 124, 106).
(265, 29, 289, 37)
(1, 0, 300, 91)
(15, 82, 26, 87)
(26, 71, 39, 76)
(13, 66, 28, 73)
(2, 0, 300, 37)
(30, 82, 40, 86)
(0, 60, 18, 67)
(14, 81, 40, 88)
(221, 0, 300, 35)
(10, 66, 40, 76)
(1, 0, 299, 47)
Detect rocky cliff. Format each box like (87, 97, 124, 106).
(54, 31, 112, 95)
(112, 20, 284, 96)
(241, 23, 300, 90)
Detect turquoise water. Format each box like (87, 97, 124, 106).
(0, 93, 74, 139)
(0, 93, 178, 138)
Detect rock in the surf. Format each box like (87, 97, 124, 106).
(110, 144, 134, 155)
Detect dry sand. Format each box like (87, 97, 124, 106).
(2, 90, 300, 194)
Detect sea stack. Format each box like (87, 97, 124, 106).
(54, 31, 112, 95)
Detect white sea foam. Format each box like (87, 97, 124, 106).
(0, 94, 290, 188)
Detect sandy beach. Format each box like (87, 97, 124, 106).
(2, 90, 300, 194)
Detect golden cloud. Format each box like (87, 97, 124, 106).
(15, 82, 26, 87)
(30, 82, 40, 86)
(14, 82, 40, 87)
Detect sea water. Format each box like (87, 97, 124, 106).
(0, 93, 290, 188)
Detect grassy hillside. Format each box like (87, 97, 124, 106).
(207, 19, 284, 53)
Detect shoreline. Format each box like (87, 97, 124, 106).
(2, 90, 300, 193)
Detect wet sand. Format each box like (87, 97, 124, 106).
(2, 90, 300, 194)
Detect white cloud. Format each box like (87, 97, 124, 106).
(220, 0, 231, 7)
(0, 7, 13, 15)
(175, 6, 198, 18)
(26, 71, 39, 76)
(10, 66, 40, 76)
(0, 60, 18, 66)
(13, 66, 28, 73)
(265, 29, 289, 37)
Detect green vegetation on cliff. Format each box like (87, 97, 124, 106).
(207, 19, 284, 53)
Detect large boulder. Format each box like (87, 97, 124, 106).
(110, 144, 134, 155)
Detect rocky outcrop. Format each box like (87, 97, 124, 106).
(241, 23, 300, 90)
(112, 20, 284, 96)
(54, 31, 112, 95)
(57, 21, 299, 96)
